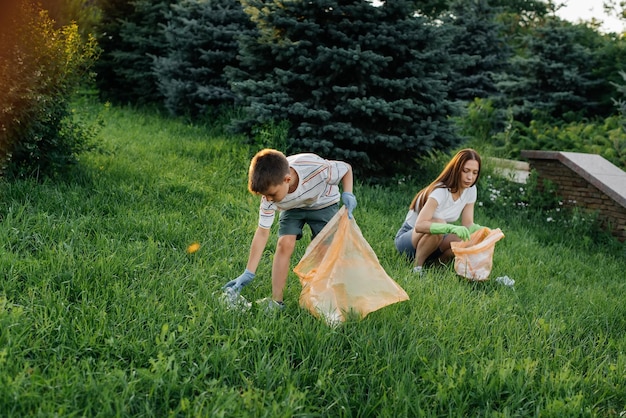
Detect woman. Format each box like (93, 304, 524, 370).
(395, 149, 483, 275)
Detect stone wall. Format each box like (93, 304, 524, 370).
(520, 151, 626, 242)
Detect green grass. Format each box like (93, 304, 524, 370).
(0, 103, 624, 417)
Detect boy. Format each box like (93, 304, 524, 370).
(223, 148, 357, 309)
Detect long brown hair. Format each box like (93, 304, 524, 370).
(409, 149, 482, 211)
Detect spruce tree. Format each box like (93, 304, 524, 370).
(496, 19, 602, 124)
(447, 0, 511, 102)
(94, 0, 174, 105)
(229, 0, 462, 177)
(153, 0, 256, 117)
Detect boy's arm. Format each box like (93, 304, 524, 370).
(245, 226, 271, 273)
(341, 162, 353, 193)
(340, 163, 356, 218)
(223, 226, 270, 292)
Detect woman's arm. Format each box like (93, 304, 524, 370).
(461, 202, 475, 227)
(413, 197, 440, 233)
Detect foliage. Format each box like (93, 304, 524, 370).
(611, 69, 626, 133)
(153, 0, 256, 118)
(37, 0, 102, 36)
(0, 1, 100, 178)
(409, 0, 550, 20)
(455, 98, 506, 147)
(495, 18, 603, 125)
(94, 0, 175, 105)
(228, 0, 462, 177)
(585, 28, 626, 117)
(489, 117, 626, 169)
(457, 97, 626, 170)
(446, 0, 512, 102)
(477, 168, 623, 249)
(0, 104, 623, 416)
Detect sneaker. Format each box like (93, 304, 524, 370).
(255, 297, 285, 313)
(413, 266, 426, 277)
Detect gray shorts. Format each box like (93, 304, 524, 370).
(395, 222, 416, 260)
(279, 204, 338, 239)
(394, 222, 444, 263)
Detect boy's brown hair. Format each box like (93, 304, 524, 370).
(248, 149, 290, 194)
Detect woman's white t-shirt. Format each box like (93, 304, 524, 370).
(403, 185, 477, 227)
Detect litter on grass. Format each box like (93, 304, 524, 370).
(495, 276, 515, 287)
(220, 287, 252, 311)
(294, 207, 409, 326)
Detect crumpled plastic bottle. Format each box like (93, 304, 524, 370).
(495, 276, 515, 287)
(220, 287, 252, 311)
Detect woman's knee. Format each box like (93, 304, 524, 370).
(416, 232, 442, 248)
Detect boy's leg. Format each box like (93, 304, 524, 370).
(272, 234, 297, 302)
(273, 205, 337, 302)
(274, 210, 307, 302)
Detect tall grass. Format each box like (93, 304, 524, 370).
(0, 102, 624, 417)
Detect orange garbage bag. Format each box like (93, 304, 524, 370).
(294, 207, 409, 325)
(450, 227, 505, 281)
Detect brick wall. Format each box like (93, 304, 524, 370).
(521, 151, 626, 242)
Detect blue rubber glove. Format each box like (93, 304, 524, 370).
(430, 223, 471, 241)
(223, 269, 255, 292)
(341, 192, 357, 219)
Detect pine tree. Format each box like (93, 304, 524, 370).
(496, 19, 602, 124)
(229, 0, 462, 177)
(94, 0, 174, 105)
(447, 0, 511, 102)
(153, 0, 256, 117)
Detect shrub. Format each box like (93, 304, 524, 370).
(458, 100, 626, 170)
(0, 2, 99, 178)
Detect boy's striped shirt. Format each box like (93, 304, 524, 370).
(258, 153, 350, 229)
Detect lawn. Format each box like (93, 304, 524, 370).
(0, 102, 624, 417)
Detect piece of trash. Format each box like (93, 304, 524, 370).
(220, 287, 251, 311)
(186, 242, 201, 254)
(495, 276, 515, 287)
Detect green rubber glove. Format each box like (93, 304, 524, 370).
(430, 223, 471, 241)
(468, 223, 483, 234)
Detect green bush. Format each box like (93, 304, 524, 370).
(37, 0, 102, 36)
(491, 118, 626, 170)
(458, 99, 626, 170)
(0, 2, 99, 178)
